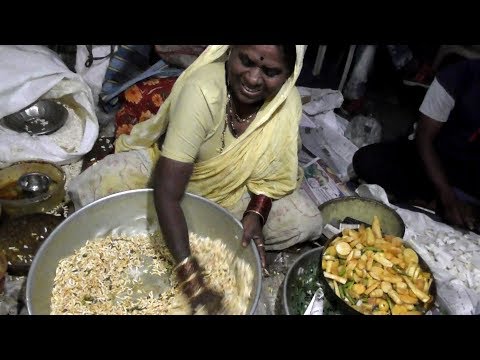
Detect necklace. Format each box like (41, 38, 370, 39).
(227, 92, 260, 123)
(229, 115, 239, 138)
(217, 91, 260, 154)
(217, 112, 230, 154)
(218, 104, 237, 154)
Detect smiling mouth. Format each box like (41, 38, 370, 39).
(240, 83, 261, 97)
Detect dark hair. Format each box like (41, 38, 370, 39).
(278, 45, 296, 75)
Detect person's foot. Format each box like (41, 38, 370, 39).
(402, 62, 434, 89)
(337, 97, 367, 118)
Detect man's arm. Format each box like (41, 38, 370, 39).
(415, 114, 448, 194)
(415, 114, 469, 228)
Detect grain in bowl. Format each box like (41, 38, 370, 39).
(51, 231, 253, 315)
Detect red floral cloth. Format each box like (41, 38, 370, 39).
(115, 77, 177, 139)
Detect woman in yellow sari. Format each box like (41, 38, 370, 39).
(69, 45, 323, 313)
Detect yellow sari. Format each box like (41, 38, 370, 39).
(115, 45, 306, 209)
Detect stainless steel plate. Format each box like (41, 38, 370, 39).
(3, 100, 68, 135)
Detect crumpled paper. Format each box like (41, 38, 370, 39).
(298, 87, 357, 182)
(298, 87, 344, 117)
(298, 87, 344, 128)
(304, 287, 325, 315)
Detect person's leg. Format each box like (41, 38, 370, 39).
(452, 168, 480, 201)
(431, 145, 480, 229)
(228, 189, 324, 251)
(352, 139, 436, 203)
(399, 45, 437, 88)
(438, 149, 480, 201)
(340, 45, 378, 118)
(263, 189, 323, 250)
(343, 45, 377, 101)
(68, 149, 154, 209)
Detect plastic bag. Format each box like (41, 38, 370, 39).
(0, 45, 98, 168)
(344, 114, 382, 148)
(75, 45, 116, 105)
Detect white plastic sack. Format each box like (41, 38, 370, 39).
(75, 45, 117, 104)
(0, 45, 98, 168)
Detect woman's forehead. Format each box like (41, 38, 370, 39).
(234, 45, 286, 65)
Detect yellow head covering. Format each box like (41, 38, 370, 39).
(115, 45, 306, 208)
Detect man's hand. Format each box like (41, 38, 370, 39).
(241, 212, 266, 269)
(438, 188, 476, 230)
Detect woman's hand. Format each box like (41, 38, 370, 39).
(175, 256, 224, 315)
(188, 285, 223, 315)
(242, 212, 266, 269)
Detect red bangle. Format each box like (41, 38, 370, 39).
(243, 194, 272, 225)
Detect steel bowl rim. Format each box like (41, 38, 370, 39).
(27, 188, 262, 315)
(282, 246, 324, 315)
(318, 196, 406, 237)
(0, 160, 66, 205)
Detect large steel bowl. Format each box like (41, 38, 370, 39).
(26, 189, 262, 315)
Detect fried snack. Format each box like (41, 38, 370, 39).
(321, 216, 434, 315)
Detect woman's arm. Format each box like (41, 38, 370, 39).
(153, 156, 222, 313)
(153, 156, 193, 262)
(241, 194, 272, 269)
(241, 94, 302, 270)
(154, 82, 214, 258)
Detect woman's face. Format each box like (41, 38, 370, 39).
(227, 45, 292, 105)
